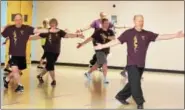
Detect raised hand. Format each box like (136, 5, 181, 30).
(176, 31, 184, 38)
(94, 43, 103, 50)
(77, 43, 83, 49)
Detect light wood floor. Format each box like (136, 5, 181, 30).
(1, 65, 184, 109)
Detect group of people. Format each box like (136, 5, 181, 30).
(1, 12, 184, 109)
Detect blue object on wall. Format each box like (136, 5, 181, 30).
(31, 1, 37, 60)
(1, 1, 7, 63)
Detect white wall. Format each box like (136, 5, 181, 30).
(34, 1, 184, 71)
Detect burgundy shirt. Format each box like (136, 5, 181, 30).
(118, 28, 158, 67)
(1, 25, 34, 56)
(39, 29, 66, 54)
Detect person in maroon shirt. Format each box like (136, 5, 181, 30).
(94, 15, 184, 109)
(29, 18, 84, 86)
(77, 18, 115, 84)
(77, 12, 130, 69)
(1, 13, 52, 92)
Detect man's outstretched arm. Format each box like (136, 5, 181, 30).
(94, 39, 121, 50)
(155, 31, 184, 41)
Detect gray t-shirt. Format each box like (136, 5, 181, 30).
(118, 28, 158, 67)
(1, 25, 34, 56)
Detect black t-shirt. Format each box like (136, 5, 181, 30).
(91, 28, 115, 53)
(39, 29, 66, 54)
(1, 25, 34, 56)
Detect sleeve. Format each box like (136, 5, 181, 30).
(27, 25, 35, 35)
(1, 27, 10, 38)
(109, 22, 114, 28)
(147, 31, 159, 42)
(59, 30, 67, 38)
(39, 33, 48, 38)
(91, 31, 98, 38)
(109, 30, 115, 36)
(90, 20, 96, 28)
(118, 31, 128, 44)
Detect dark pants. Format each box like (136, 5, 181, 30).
(116, 65, 145, 105)
(41, 46, 46, 59)
(45, 52, 59, 71)
(89, 54, 97, 66)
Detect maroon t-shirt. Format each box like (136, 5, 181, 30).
(118, 28, 159, 67)
(1, 25, 34, 56)
(39, 29, 66, 54)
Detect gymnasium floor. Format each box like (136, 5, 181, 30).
(1, 65, 184, 109)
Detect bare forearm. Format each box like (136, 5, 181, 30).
(107, 36, 116, 40)
(101, 39, 121, 49)
(81, 37, 92, 45)
(29, 35, 41, 40)
(156, 34, 177, 41)
(65, 33, 78, 38)
(114, 25, 132, 29)
(81, 25, 91, 32)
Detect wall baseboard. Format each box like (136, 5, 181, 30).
(1, 61, 184, 74)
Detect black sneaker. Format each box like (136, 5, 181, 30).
(120, 70, 127, 78)
(137, 104, 144, 109)
(4, 68, 12, 73)
(37, 75, 44, 83)
(15, 85, 24, 92)
(51, 80, 56, 86)
(3, 76, 9, 89)
(37, 66, 44, 69)
(115, 95, 129, 105)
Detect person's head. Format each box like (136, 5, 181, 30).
(43, 18, 49, 28)
(133, 14, 144, 30)
(100, 12, 107, 19)
(101, 18, 109, 29)
(49, 18, 58, 28)
(14, 13, 23, 27)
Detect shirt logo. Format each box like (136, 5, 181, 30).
(101, 33, 107, 43)
(133, 36, 138, 53)
(49, 34, 52, 44)
(141, 36, 145, 40)
(20, 30, 24, 35)
(13, 31, 17, 45)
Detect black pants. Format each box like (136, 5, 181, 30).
(41, 46, 46, 59)
(45, 52, 59, 71)
(116, 65, 145, 105)
(89, 54, 97, 66)
(9, 56, 27, 70)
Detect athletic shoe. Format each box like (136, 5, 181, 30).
(37, 66, 44, 69)
(37, 75, 44, 83)
(4, 68, 11, 73)
(120, 70, 127, 78)
(3, 76, 9, 89)
(137, 104, 144, 109)
(98, 67, 102, 72)
(115, 95, 130, 105)
(51, 80, 56, 86)
(84, 73, 91, 80)
(89, 64, 93, 68)
(15, 85, 24, 92)
(103, 78, 109, 84)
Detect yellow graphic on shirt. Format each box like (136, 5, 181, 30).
(100, 33, 107, 43)
(13, 31, 17, 45)
(48, 34, 52, 44)
(133, 36, 138, 53)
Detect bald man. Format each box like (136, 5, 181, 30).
(1, 13, 50, 92)
(77, 12, 129, 69)
(94, 15, 184, 109)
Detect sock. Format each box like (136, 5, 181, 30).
(104, 76, 107, 82)
(5, 77, 10, 82)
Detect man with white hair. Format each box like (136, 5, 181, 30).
(94, 14, 184, 109)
